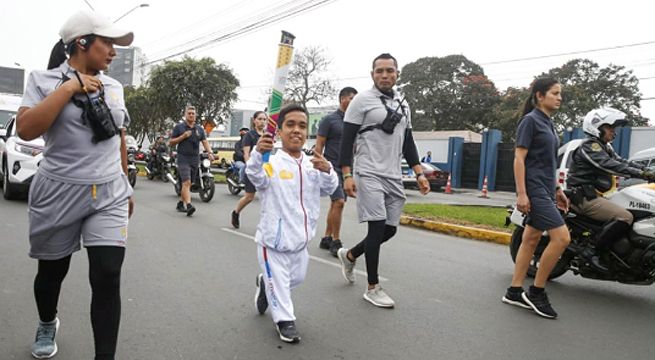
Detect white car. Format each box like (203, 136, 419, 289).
(556, 139, 583, 190)
(0, 116, 44, 199)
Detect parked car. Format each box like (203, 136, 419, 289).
(401, 160, 449, 191)
(0, 116, 44, 199)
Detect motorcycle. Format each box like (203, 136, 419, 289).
(225, 161, 245, 195)
(127, 148, 138, 188)
(172, 152, 215, 202)
(145, 151, 175, 183)
(506, 183, 655, 285)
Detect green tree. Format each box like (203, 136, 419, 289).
(148, 56, 239, 125)
(542, 58, 648, 131)
(285, 46, 337, 108)
(398, 55, 500, 131)
(490, 86, 529, 142)
(124, 86, 167, 143)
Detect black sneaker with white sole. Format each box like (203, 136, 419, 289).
(329, 239, 342, 257)
(501, 288, 531, 309)
(276, 321, 301, 343)
(522, 290, 558, 319)
(255, 274, 268, 315)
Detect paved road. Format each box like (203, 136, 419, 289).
(2, 180, 654, 359)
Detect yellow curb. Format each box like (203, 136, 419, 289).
(400, 216, 511, 245)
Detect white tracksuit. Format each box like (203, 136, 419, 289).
(247, 149, 338, 322)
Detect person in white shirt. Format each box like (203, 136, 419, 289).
(247, 104, 338, 343)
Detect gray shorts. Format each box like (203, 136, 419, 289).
(177, 153, 199, 182)
(28, 172, 133, 260)
(355, 174, 406, 226)
(330, 171, 346, 201)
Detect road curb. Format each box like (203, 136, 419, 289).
(399, 216, 511, 245)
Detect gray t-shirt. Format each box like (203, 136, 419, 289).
(21, 61, 129, 184)
(317, 109, 344, 169)
(344, 86, 411, 180)
(515, 108, 559, 198)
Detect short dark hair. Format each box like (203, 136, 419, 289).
(278, 104, 309, 128)
(372, 53, 398, 70)
(339, 86, 358, 99)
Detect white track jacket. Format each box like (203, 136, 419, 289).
(247, 149, 338, 253)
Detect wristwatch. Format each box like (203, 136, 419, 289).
(415, 173, 425, 180)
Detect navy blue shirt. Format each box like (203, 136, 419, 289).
(317, 109, 344, 168)
(515, 108, 559, 197)
(172, 122, 206, 156)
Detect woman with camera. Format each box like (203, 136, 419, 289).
(16, 10, 134, 359)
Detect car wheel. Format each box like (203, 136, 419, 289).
(2, 163, 18, 200)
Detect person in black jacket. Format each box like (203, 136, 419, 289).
(566, 108, 655, 271)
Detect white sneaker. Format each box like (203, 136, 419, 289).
(363, 285, 395, 308)
(337, 248, 355, 284)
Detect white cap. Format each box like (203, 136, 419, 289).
(59, 10, 134, 47)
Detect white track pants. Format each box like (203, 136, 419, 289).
(257, 244, 309, 323)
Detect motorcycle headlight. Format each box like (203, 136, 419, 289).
(15, 142, 43, 157)
(202, 159, 211, 168)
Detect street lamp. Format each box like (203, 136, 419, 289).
(113, 3, 149, 23)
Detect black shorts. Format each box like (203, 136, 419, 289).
(243, 171, 256, 193)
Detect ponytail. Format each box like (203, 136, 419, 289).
(521, 77, 559, 116)
(47, 40, 67, 70)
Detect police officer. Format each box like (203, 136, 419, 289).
(567, 108, 655, 271)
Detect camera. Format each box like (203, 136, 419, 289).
(379, 96, 406, 134)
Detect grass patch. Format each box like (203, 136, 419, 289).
(213, 173, 226, 183)
(403, 203, 513, 233)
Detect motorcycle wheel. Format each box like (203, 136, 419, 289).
(200, 177, 215, 202)
(509, 227, 568, 280)
(128, 170, 137, 188)
(227, 171, 242, 195)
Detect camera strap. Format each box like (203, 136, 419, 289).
(358, 96, 406, 135)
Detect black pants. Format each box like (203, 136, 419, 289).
(350, 220, 397, 285)
(33, 246, 125, 360)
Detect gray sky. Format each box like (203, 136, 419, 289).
(2, 0, 654, 124)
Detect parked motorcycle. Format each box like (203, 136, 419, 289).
(172, 152, 215, 202)
(506, 183, 655, 285)
(225, 162, 244, 195)
(145, 152, 175, 183)
(127, 148, 137, 188)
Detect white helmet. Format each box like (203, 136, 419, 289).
(582, 107, 628, 138)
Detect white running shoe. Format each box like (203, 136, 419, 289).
(363, 285, 395, 308)
(337, 248, 355, 284)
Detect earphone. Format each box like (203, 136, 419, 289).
(78, 37, 88, 50)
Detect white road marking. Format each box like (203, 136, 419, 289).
(221, 227, 388, 282)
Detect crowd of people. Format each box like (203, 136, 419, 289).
(12, 8, 653, 359)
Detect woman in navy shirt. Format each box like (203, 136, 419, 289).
(502, 77, 570, 319)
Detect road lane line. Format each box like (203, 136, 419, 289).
(220, 227, 388, 282)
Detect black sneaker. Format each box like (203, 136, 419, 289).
(329, 239, 343, 257)
(501, 287, 531, 309)
(522, 290, 558, 319)
(276, 321, 301, 343)
(186, 204, 196, 217)
(231, 211, 240, 229)
(176, 201, 186, 212)
(254, 274, 268, 315)
(319, 236, 332, 250)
